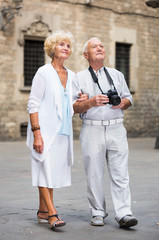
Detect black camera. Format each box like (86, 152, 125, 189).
(88, 66, 121, 106)
(104, 89, 121, 106)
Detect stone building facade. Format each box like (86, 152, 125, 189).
(0, 0, 159, 140)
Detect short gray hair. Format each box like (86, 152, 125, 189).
(83, 37, 100, 53)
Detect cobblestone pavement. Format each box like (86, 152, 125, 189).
(0, 138, 159, 240)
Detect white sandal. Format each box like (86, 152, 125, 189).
(37, 210, 48, 223)
(48, 214, 66, 229)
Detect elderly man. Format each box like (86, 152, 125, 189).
(72, 38, 138, 228)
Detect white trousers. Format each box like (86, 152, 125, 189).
(80, 122, 132, 221)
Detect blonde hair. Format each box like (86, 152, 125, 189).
(44, 30, 74, 59)
(83, 37, 100, 53)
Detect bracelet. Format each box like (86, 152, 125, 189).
(31, 125, 40, 132)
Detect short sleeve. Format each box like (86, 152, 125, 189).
(72, 75, 81, 103)
(119, 72, 132, 105)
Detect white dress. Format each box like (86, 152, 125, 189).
(26, 63, 75, 188)
(31, 134, 71, 188)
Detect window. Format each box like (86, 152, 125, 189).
(24, 39, 44, 86)
(20, 122, 28, 137)
(115, 43, 131, 86)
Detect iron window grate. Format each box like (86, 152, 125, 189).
(20, 122, 28, 137)
(115, 43, 131, 87)
(24, 39, 44, 86)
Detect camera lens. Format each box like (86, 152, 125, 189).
(111, 96, 121, 106)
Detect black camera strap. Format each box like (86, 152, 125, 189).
(88, 66, 104, 94)
(88, 65, 117, 94)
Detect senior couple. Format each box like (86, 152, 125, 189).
(27, 30, 138, 230)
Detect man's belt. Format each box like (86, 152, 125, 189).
(82, 118, 123, 126)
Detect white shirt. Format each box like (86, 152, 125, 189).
(26, 63, 75, 162)
(72, 66, 132, 121)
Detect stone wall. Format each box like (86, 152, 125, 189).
(0, 0, 159, 140)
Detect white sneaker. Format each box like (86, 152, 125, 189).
(116, 215, 138, 228)
(91, 216, 104, 226)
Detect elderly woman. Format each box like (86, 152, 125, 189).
(26, 30, 86, 229)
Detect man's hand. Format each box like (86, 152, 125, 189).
(92, 94, 109, 106)
(76, 92, 89, 103)
(73, 94, 109, 114)
(112, 98, 131, 110)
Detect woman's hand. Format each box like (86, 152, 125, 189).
(33, 130, 44, 154)
(30, 113, 44, 154)
(76, 92, 89, 103)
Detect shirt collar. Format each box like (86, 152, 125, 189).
(92, 66, 105, 76)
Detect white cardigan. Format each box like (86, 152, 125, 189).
(26, 63, 75, 163)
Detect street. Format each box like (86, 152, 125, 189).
(0, 138, 159, 240)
